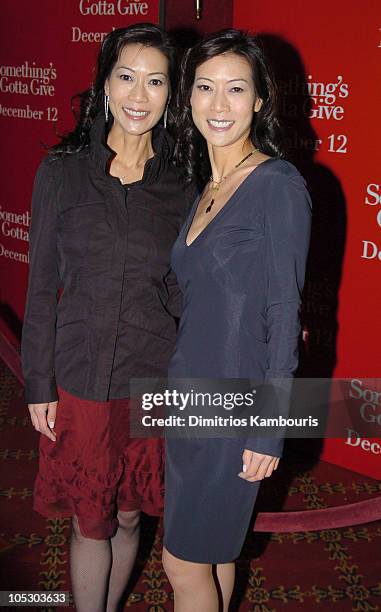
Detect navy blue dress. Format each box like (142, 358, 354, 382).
(164, 158, 312, 563)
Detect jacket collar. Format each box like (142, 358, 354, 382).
(89, 112, 173, 184)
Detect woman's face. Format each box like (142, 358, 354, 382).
(105, 43, 169, 136)
(190, 52, 262, 148)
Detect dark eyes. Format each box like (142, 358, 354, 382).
(149, 78, 164, 86)
(196, 84, 244, 93)
(119, 75, 164, 86)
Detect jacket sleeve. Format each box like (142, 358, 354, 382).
(21, 159, 61, 404)
(164, 180, 198, 319)
(164, 269, 183, 319)
(245, 173, 312, 458)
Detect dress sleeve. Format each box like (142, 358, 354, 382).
(245, 172, 312, 457)
(21, 159, 61, 404)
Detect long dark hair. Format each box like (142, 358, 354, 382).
(174, 29, 285, 185)
(52, 23, 176, 156)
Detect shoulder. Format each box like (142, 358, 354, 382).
(166, 162, 199, 211)
(35, 147, 88, 181)
(242, 158, 309, 198)
(256, 158, 312, 213)
(167, 161, 193, 187)
(39, 146, 90, 176)
(240, 158, 311, 215)
(32, 154, 65, 195)
(33, 148, 91, 199)
(35, 152, 61, 178)
(255, 158, 306, 185)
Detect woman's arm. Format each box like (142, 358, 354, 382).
(21, 158, 61, 404)
(244, 171, 312, 459)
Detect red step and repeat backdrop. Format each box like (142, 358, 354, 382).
(1, 0, 380, 478)
(234, 0, 381, 479)
(0, 0, 161, 337)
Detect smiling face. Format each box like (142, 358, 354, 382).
(104, 43, 169, 136)
(190, 52, 263, 149)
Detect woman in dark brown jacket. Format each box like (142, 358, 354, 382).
(21, 23, 193, 612)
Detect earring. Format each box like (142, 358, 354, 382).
(163, 105, 168, 129)
(104, 94, 109, 122)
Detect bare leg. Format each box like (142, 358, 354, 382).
(162, 546, 218, 612)
(106, 510, 141, 612)
(216, 563, 235, 612)
(70, 515, 112, 612)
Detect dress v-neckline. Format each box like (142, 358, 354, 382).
(185, 157, 277, 247)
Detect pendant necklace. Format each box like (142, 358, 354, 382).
(206, 148, 259, 214)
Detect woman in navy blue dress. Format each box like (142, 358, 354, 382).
(162, 30, 312, 610)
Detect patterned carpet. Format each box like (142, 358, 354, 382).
(1, 359, 380, 611)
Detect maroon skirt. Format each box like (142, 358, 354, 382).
(34, 385, 164, 539)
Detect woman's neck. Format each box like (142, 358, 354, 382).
(107, 121, 154, 170)
(207, 135, 253, 181)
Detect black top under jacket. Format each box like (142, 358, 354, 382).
(21, 114, 195, 403)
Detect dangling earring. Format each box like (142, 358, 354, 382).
(163, 105, 168, 129)
(104, 94, 109, 122)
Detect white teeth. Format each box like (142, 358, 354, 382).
(208, 119, 234, 128)
(123, 108, 149, 117)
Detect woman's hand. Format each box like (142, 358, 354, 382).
(28, 402, 58, 442)
(238, 449, 279, 482)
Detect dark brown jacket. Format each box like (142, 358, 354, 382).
(21, 114, 195, 403)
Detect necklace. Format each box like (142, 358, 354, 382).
(205, 147, 259, 214)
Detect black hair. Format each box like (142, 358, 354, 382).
(52, 23, 176, 155)
(174, 28, 285, 185)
